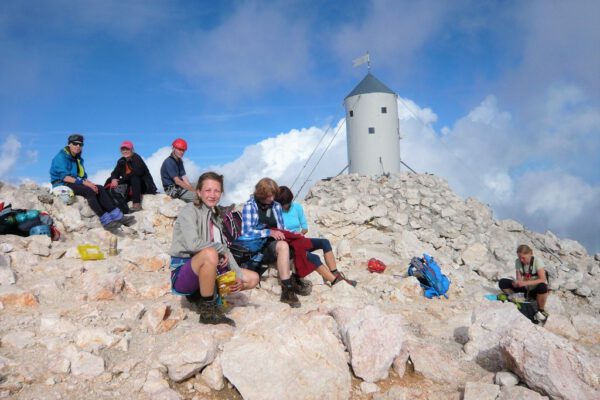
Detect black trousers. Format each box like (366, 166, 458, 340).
(499, 278, 548, 297)
(66, 183, 115, 217)
(123, 174, 152, 203)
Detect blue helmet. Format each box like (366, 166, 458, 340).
(29, 224, 51, 237)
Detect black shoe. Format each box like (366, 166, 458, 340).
(332, 271, 357, 287)
(198, 300, 235, 326)
(119, 215, 136, 227)
(292, 274, 312, 296)
(103, 220, 122, 231)
(280, 285, 301, 308)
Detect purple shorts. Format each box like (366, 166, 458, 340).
(171, 260, 199, 295)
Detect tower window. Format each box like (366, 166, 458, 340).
(368, 127, 375, 134)
(349, 110, 354, 117)
(381, 107, 387, 114)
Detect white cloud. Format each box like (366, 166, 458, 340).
(176, 3, 311, 98)
(331, 0, 452, 74)
(0, 135, 21, 179)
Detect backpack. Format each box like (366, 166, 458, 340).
(0, 204, 60, 240)
(106, 184, 130, 215)
(408, 253, 451, 299)
(220, 206, 243, 246)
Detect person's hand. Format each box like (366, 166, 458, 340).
(218, 253, 229, 268)
(229, 277, 243, 293)
(513, 280, 523, 288)
(109, 179, 118, 189)
(84, 180, 99, 194)
(269, 230, 285, 240)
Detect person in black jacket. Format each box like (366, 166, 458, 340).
(108, 140, 157, 211)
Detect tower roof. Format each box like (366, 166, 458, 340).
(345, 73, 395, 99)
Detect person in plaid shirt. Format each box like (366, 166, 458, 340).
(241, 178, 311, 308)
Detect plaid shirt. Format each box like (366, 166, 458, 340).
(241, 195, 285, 238)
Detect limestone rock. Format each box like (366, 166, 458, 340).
(0, 254, 15, 285)
(494, 371, 519, 387)
(158, 329, 224, 382)
(463, 382, 500, 400)
(144, 303, 178, 334)
(0, 286, 38, 307)
(222, 310, 351, 400)
(332, 305, 403, 382)
(571, 314, 600, 344)
(461, 243, 489, 267)
(75, 328, 118, 353)
(500, 325, 600, 399)
(82, 271, 124, 301)
(201, 356, 224, 391)
(543, 314, 580, 341)
(1, 330, 35, 349)
(498, 385, 548, 400)
(64, 346, 105, 378)
(408, 340, 467, 385)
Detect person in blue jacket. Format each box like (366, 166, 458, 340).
(50, 134, 135, 230)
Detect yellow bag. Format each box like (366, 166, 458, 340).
(217, 270, 236, 296)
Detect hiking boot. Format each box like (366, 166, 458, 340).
(280, 285, 301, 308)
(198, 299, 235, 326)
(332, 271, 357, 287)
(534, 310, 548, 323)
(119, 215, 136, 227)
(291, 274, 312, 296)
(103, 220, 122, 231)
(130, 203, 143, 212)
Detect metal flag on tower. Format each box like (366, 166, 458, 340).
(352, 52, 370, 70)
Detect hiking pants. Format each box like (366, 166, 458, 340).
(125, 174, 144, 203)
(303, 238, 334, 268)
(66, 183, 115, 217)
(499, 278, 548, 297)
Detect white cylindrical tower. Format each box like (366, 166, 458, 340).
(344, 73, 400, 175)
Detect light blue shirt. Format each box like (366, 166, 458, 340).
(282, 202, 308, 233)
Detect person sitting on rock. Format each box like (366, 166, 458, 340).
(49, 134, 135, 230)
(160, 138, 196, 203)
(276, 185, 357, 287)
(170, 171, 259, 326)
(240, 178, 312, 308)
(498, 244, 549, 322)
(107, 140, 157, 212)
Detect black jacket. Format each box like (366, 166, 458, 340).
(109, 153, 157, 194)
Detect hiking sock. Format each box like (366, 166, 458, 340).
(330, 269, 339, 275)
(200, 294, 214, 303)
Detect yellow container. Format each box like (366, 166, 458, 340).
(217, 270, 236, 296)
(77, 244, 105, 260)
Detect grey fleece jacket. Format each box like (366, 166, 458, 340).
(169, 202, 243, 278)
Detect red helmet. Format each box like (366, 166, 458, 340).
(172, 138, 188, 151)
(367, 258, 387, 273)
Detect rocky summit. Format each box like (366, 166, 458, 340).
(0, 173, 599, 400)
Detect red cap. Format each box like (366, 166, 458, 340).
(120, 140, 134, 149)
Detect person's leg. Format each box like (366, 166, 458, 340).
(533, 283, 549, 311)
(498, 278, 516, 294)
(96, 185, 118, 212)
(309, 238, 356, 286)
(274, 241, 300, 307)
(240, 269, 259, 290)
(67, 183, 104, 217)
(128, 175, 142, 204)
(189, 247, 234, 326)
(179, 189, 197, 203)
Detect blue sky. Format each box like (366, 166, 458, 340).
(1, 0, 599, 253)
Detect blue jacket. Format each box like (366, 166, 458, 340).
(49, 147, 87, 187)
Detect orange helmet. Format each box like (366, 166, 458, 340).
(172, 138, 188, 151)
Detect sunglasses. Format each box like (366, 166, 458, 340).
(69, 142, 83, 147)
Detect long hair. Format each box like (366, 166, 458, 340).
(194, 171, 224, 209)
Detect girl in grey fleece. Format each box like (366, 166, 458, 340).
(169, 172, 259, 326)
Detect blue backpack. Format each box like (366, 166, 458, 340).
(408, 253, 450, 299)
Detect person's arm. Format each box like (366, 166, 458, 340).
(522, 268, 547, 287)
(175, 207, 226, 255)
(241, 202, 270, 238)
(296, 203, 309, 235)
(173, 176, 195, 192)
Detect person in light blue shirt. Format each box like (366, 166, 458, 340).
(277, 186, 356, 287)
